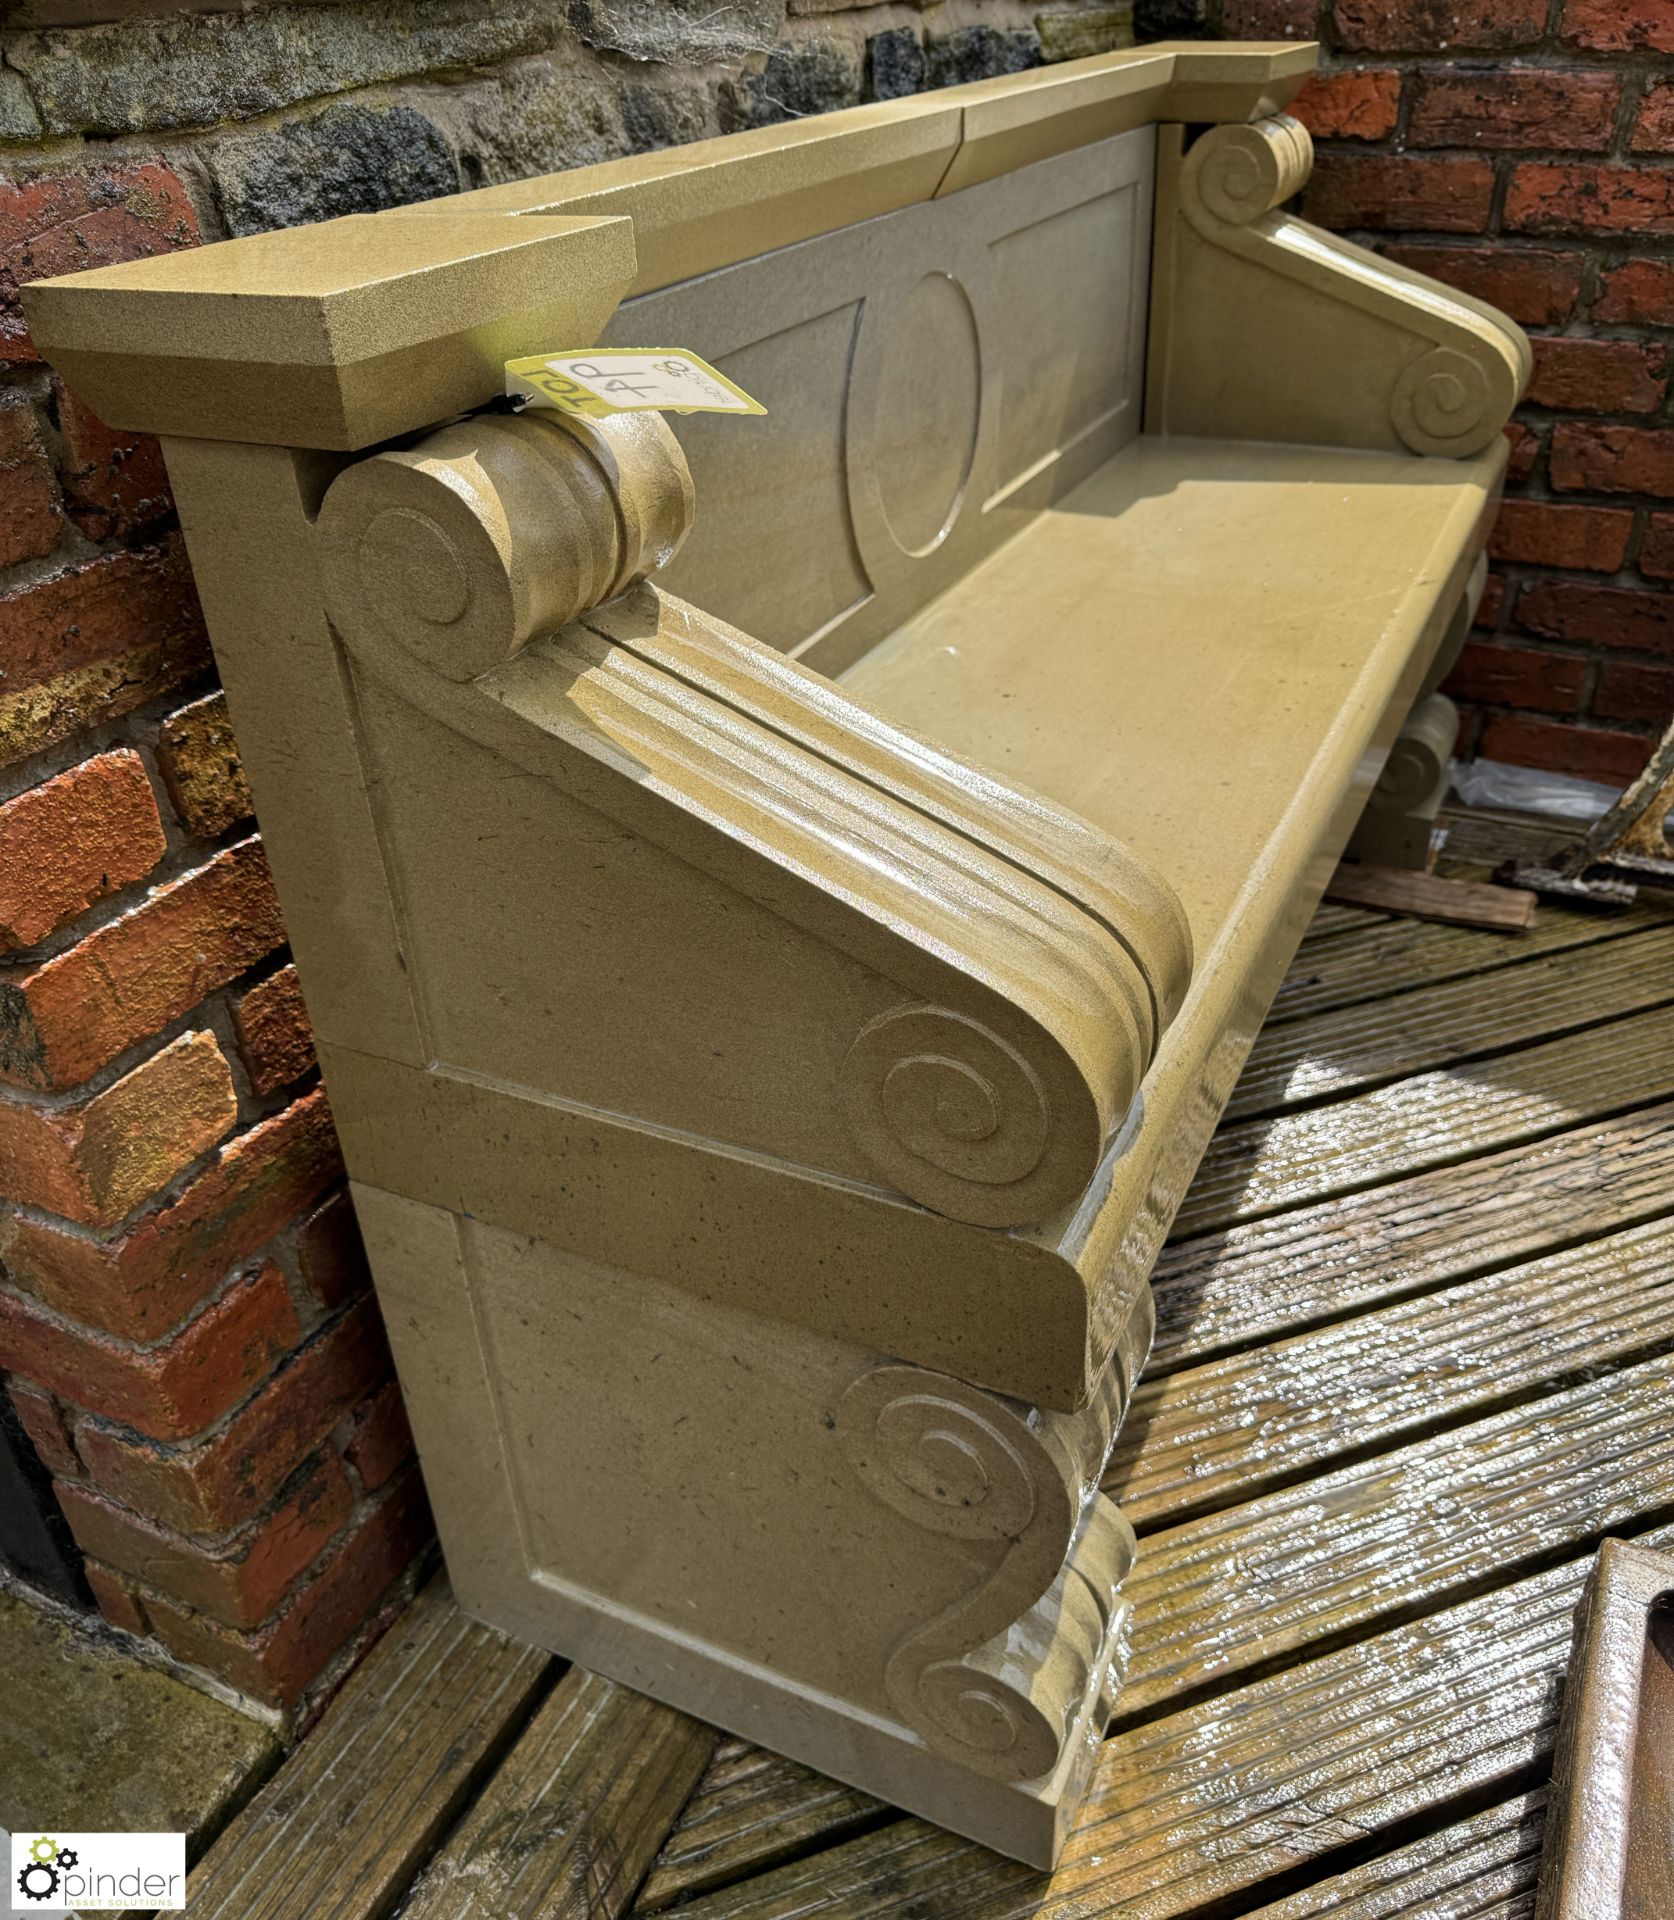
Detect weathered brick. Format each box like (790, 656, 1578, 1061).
(0, 749, 166, 953)
(1474, 572, 1509, 629)
(0, 836, 285, 1093)
(296, 1188, 371, 1313)
(0, 628, 212, 772)
(1641, 513, 1674, 580)
(156, 690, 254, 839)
(1489, 500, 1634, 572)
(345, 1381, 414, 1494)
(6, 1377, 79, 1477)
(0, 534, 204, 702)
(0, 1085, 340, 1342)
(0, 393, 61, 566)
(232, 964, 315, 1097)
(0, 1260, 300, 1442)
(84, 1559, 148, 1634)
(0, 1031, 236, 1230)
(55, 382, 173, 540)
(1332, 0, 1544, 52)
(1291, 69, 1400, 142)
(57, 1451, 353, 1629)
(1507, 165, 1674, 237)
(74, 1296, 390, 1535)
(1408, 69, 1621, 152)
(1223, 0, 1316, 33)
(1551, 423, 1674, 497)
(1528, 338, 1669, 414)
(1479, 713, 1653, 783)
(1518, 578, 1674, 653)
(1595, 659, 1674, 725)
(1633, 79, 1674, 155)
(1505, 422, 1541, 486)
(1382, 245, 1585, 327)
(1304, 155, 1495, 234)
(1444, 640, 1586, 713)
(1, 161, 200, 363)
(142, 1470, 431, 1707)
(1597, 258, 1674, 326)
(1562, 0, 1674, 54)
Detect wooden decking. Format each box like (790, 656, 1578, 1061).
(181, 862, 1674, 1920)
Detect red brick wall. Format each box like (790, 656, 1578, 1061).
(1220, 0, 1674, 785)
(0, 163, 430, 1711)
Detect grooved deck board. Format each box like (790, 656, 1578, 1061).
(1151, 1100, 1674, 1371)
(1299, 903, 1391, 942)
(398, 1667, 717, 1920)
(1269, 905, 1648, 1026)
(1108, 1218, 1674, 1529)
(1242, 1790, 1544, 1918)
(184, 1578, 553, 1920)
(1231, 922, 1674, 1120)
(1119, 1351, 1674, 1718)
(657, 1533, 1674, 1919)
(636, 1743, 883, 1915)
(1173, 1002, 1674, 1239)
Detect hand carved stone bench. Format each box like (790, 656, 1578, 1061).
(25, 40, 1527, 1869)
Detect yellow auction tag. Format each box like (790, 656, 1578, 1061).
(505, 350, 766, 419)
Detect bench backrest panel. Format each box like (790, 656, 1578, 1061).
(602, 127, 1155, 676)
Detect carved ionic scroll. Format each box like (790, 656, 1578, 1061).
(1150, 114, 1531, 460)
(315, 409, 1193, 1236)
(318, 409, 695, 680)
(836, 1362, 1136, 1781)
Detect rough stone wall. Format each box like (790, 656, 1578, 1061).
(1214, 0, 1674, 787)
(0, 0, 1134, 1713)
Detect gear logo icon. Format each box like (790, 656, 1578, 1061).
(54, 1849, 78, 1869)
(27, 1839, 57, 1865)
(16, 1859, 59, 1902)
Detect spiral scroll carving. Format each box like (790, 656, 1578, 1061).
(318, 408, 695, 681)
(839, 1004, 1075, 1226)
(1183, 115, 1313, 232)
(1390, 346, 1506, 458)
(836, 1365, 1134, 1784)
(1370, 692, 1457, 813)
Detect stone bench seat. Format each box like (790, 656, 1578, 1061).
(24, 37, 1526, 1874)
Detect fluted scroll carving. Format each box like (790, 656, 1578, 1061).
(317, 409, 695, 679)
(1181, 113, 1312, 232)
(318, 402, 1193, 1237)
(836, 1362, 1136, 1781)
(1368, 693, 1457, 815)
(1154, 115, 1530, 461)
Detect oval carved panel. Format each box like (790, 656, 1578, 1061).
(871, 271, 983, 558)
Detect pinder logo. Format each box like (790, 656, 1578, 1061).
(10, 1833, 185, 1911)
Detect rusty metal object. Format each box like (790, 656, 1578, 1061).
(1536, 1536, 1674, 1920)
(1510, 718, 1674, 908)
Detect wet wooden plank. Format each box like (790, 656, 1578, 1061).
(185, 1577, 553, 1920)
(1151, 1099, 1674, 1371)
(1241, 1789, 1544, 1918)
(635, 1364, 1674, 1913)
(660, 1534, 1674, 1919)
(1119, 1350, 1674, 1718)
(1323, 864, 1536, 930)
(1300, 902, 1391, 942)
(636, 1743, 883, 1914)
(1173, 1001, 1674, 1239)
(399, 1666, 717, 1920)
(1109, 1218, 1674, 1529)
(1270, 903, 1643, 1026)
(1231, 922, 1674, 1120)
